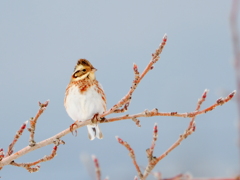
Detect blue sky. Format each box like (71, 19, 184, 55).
(0, 1, 239, 179)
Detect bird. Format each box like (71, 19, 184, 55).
(64, 59, 107, 140)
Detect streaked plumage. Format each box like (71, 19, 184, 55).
(64, 59, 106, 140)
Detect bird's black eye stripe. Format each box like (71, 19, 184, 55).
(73, 70, 80, 78)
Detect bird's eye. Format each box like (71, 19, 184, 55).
(82, 69, 86, 72)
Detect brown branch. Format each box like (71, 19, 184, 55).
(0, 90, 235, 171)
(100, 34, 168, 118)
(11, 161, 40, 173)
(116, 89, 220, 180)
(187, 89, 208, 131)
(28, 100, 49, 147)
(116, 136, 143, 179)
(10, 145, 58, 173)
(6, 121, 28, 157)
(142, 90, 208, 179)
(0, 34, 236, 174)
(92, 155, 101, 180)
(100, 90, 236, 124)
(146, 123, 158, 162)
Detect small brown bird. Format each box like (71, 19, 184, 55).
(64, 59, 107, 140)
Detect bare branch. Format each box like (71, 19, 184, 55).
(0, 34, 236, 174)
(116, 89, 227, 180)
(100, 34, 168, 118)
(10, 145, 58, 173)
(187, 89, 208, 131)
(146, 123, 158, 162)
(100, 90, 236, 124)
(0, 90, 235, 172)
(142, 89, 209, 178)
(28, 100, 49, 147)
(0, 90, 235, 170)
(7, 121, 28, 157)
(116, 136, 143, 179)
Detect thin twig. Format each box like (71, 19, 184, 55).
(116, 89, 219, 180)
(187, 89, 208, 131)
(146, 123, 158, 162)
(116, 136, 143, 179)
(101, 90, 236, 124)
(10, 145, 58, 173)
(0, 34, 236, 173)
(142, 89, 209, 179)
(0, 90, 235, 170)
(92, 155, 101, 180)
(28, 100, 49, 147)
(100, 34, 168, 118)
(6, 121, 28, 157)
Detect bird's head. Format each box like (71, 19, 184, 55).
(71, 59, 97, 81)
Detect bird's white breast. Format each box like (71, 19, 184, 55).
(65, 84, 105, 121)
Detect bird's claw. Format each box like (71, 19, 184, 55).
(69, 121, 78, 136)
(91, 113, 99, 124)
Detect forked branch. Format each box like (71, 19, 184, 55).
(10, 145, 58, 173)
(116, 89, 224, 180)
(28, 100, 49, 147)
(0, 34, 236, 175)
(99, 34, 167, 117)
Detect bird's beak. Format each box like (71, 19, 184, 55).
(92, 68, 97, 72)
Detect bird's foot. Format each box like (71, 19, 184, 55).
(69, 120, 79, 136)
(91, 113, 108, 123)
(91, 113, 99, 124)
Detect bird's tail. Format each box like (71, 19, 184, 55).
(87, 124, 103, 140)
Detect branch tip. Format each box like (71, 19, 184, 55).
(229, 90, 237, 98)
(133, 63, 138, 71)
(115, 136, 123, 143)
(163, 33, 167, 41)
(153, 123, 158, 134)
(202, 89, 209, 98)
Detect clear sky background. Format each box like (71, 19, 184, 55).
(0, 1, 239, 180)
